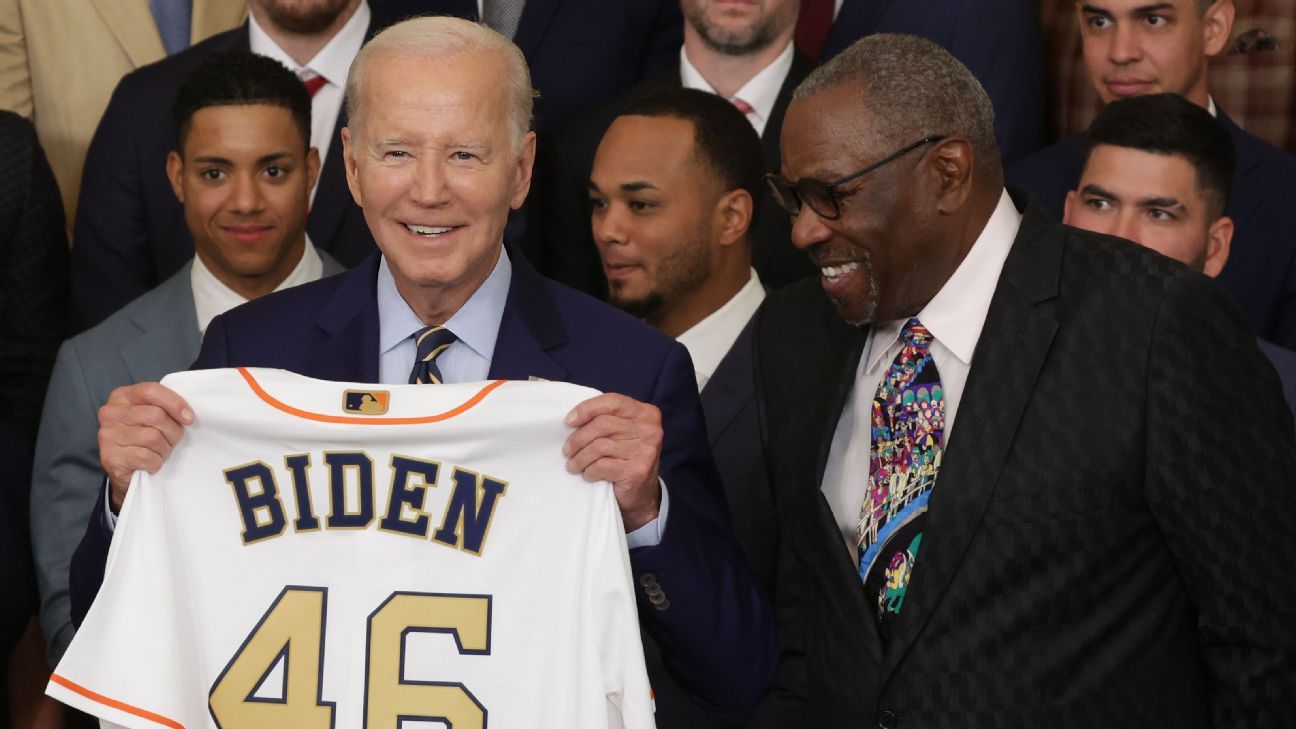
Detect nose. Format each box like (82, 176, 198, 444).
(789, 207, 833, 251)
(229, 171, 266, 215)
(591, 201, 624, 250)
(1112, 211, 1140, 245)
(1109, 22, 1141, 65)
(409, 157, 451, 206)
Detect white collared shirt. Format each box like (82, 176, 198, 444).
(190, 237, 324, 334)
(680, 40, 795, 137)
(248, 1, 370, 200)
(820, 190, 1023, 553)
(676, 269, 765, 392)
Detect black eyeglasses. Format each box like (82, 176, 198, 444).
(765, 134, 947, 220)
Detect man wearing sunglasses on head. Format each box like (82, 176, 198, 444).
(749, 32, 1296, 727)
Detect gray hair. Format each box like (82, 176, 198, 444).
(344, 15, 536, 149)
(794, 33, 998, 168)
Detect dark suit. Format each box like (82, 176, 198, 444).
(69, 250, 778, 715)
(69, 23, 377, 334)
(647, 320, 778, 728)
(1259, 338, 1296, 422)
(0, 111, 67, 437)
(526, 51, 818, 298)
(0, 423, 37, 714)
(1007, 111, 1296, 350)
(823, 0, 1045, 163)
(751, 192, 1296, 726)
(369, 0, 683, 132)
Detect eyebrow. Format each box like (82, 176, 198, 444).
(1081, 183, 1120, 200)
(1136, 196, 1184, 209)
(1080, 2, 1175, 14)
(192, 151, 293, 165)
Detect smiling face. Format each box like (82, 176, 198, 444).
(779, 84, 955, 326)
(1064, 143, 1232, 275)
(341, 50, 535, 323)
(680, 0, 799, 55)
(1077, 0, 1232, 107)
(167, 103, 318, 299)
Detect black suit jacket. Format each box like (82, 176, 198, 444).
(0, 423, 36, 698)
(68, 23, 377, 333)
(0, 111, 67, 437)
(751, 192, 1296, 727)
(369, 0, 683, 132)
(1007, 110, 1296, 350)
(823, 0, 1045, 163)
(525, 51, 818, 298)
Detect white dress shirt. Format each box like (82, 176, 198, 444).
(248, 1, 370, 201)
(680, 41, 795, 137)
(676, 269, 765, 392)
(820, 190, 1023, 554)
(190, 238, 324, 334)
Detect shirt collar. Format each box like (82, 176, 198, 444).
(191, 236, 323, 334)
(377, 246, 511, 363)
(1207, 96, 1218, 118)
(864, 189, 1022, 371)
(676, 269, 766, 390)
(679, 41, 795, 132)
(248, 0, 369, 84)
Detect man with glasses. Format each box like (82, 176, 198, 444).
(750, 33, 1296, 726)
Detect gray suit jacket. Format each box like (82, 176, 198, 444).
(30, 253, 341, 663)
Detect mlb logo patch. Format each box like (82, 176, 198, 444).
(343, 389, 390, 415)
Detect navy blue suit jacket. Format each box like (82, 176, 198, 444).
(69, 250, 777, 714)
(1007, 111, 1296, 350)
(1260, 339, 1296, 423)
(69, 23, 377, 334)
(823, 0, 1045, 163)
(369, 0, 683, 132)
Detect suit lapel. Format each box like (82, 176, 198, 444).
(1218, 110, 1263, 232)
(762, 50, 814, 168)
(487, 248, 569, 382)
(120, 264, 203, 377)
(311, 254, 383, 383)
(881, 195, 1061, 677)
(511, 0, 561, 59)
(701, 321, 756, 445)
(91, 0, 165, 68)
(825, 0, 897, 59)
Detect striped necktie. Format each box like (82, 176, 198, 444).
(483, 0, 525, 39)
(408, 326, 458, 385)
(150, 0, 192, 56)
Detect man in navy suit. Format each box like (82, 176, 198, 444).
(821, 0, 1046, 163)
(1062, 93, 1296, 421)
(70, 0, 379, 334)
(589, 88, 775, 728)
(1008, 0, 1296, 350)
(70, 16, 777, 717)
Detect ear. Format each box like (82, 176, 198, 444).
(166, 150, 185, 204)
(929, 136, 975, 215)
(305, 146, 321, 195)
(1202, 214, 1234, 277)
(341, 126, 363, 207)
(1202, 0, 1236, 58)
(1063, 189, 1078, 225)
(510, 130, 538, 210)
(715, 189, 754, 248)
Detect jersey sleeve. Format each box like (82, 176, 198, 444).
(47, 469, 200, 729)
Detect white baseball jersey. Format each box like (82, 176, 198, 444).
(49, 368, 655, 729)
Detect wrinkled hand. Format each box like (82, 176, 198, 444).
(98, 382, 193, 514)
(563, 393, 663, 532)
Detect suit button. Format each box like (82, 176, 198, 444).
(639, 574, 657, 587)
(648, 591, 666, 606)
(877, 710, 897, 729)
(655, 598, 670, 611)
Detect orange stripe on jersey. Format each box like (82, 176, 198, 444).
(239, 368, 509, 425)
(49, 674, 185, 729)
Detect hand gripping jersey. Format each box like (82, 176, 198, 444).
(48, 368, 655, 729)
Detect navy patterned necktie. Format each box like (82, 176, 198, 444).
(858, 318, 945, 636)
(150, 0, 192, 56)
(482, 0, 525, 39)
(408, 326, 458, 385)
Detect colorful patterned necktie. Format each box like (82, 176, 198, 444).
(408, 326, 458, 385)
(857, 318, 945, 633)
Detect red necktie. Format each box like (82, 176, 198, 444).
(302, 74, 328, 97)
(731, 97, 756, 116)
(795, 0, 835, 62)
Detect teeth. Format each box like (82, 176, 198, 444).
(406, 224, 454, 236)
(821, 262, 860, 278)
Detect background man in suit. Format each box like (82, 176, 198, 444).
(71, 16, 777, 717)
(589, 87, 775, 728)
(753, 33, 1296, 726)
(1008, 0, 1296, 351)
(1062, 92, 1296, 420)
(69, 0, 376, 334)
(0, 0, 246, 229)
(528, 0, 815, 298)
(32, 53, 341, 669)
(820, 0, 1045, 162)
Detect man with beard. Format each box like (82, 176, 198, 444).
(70, 0, 378, 333)
(753, 32, 1296, 726)
(589, 87, 775, 727)
(527, 0, 816, 298)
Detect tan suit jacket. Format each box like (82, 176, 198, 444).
(0, 0, 246, 229)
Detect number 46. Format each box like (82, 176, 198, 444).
(209, 586, 491, 728)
